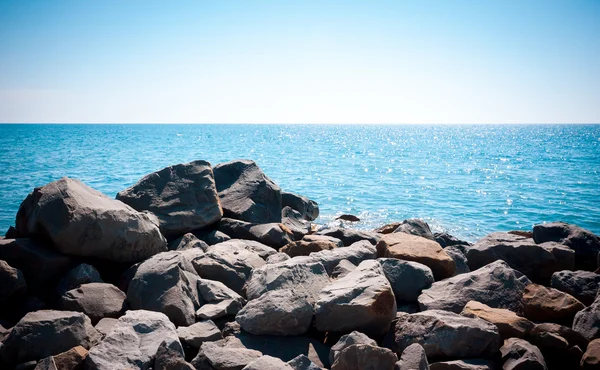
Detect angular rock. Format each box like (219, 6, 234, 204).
(0, 260, 26, 303)
(551, 270, 600, 306)
(314, 260, 397, 338)
(127, 251, 201, 326)
(390, 310, 501, 358)
(191, 339, 263, 370)
(429, 359, 495, 370)
(317, 228, 380, 246)
(522, 284, 585, 323)
(379, 258, 434, 303)
(168, 233, 209, 251)
(266, 252, 290, 264)
(329, 331, 376, 365)
(86, 310, 183, 370)
(332, 344, 397, 370)
(214, 159, 282, 224)
(376, 233, 455, 280)
(282, 206, 312, 240)
(395, 343, 429, 370)
(195, 229, 231, 245)
(309, 240, 377, 274)
(374, 222, 403, 235)
(0, 310, 100, 365)
(573, 294, 600, 340)
(34, 357, 57, 370)
(394, 219, 435, 241)
(59, 283, 127, 324)
(500, 338, 547, 370)
(56, 263, 103, 296)
(243, 355, 294, 370)
(236, 289, 313, 336)
(466, 232, 575, 284)
(94, 317, 118, 336)
(281, 237, 338, 258)
(209, 239, 277, 260)
(217, 218, 293, 248)
(177, 320, 222, 351)
(461, 300, 534, 339)
(529, 323, 589, 351)
(282, 191, 319, 221)
(288, 354, 323, 370)
(533, 222, 600, 271)
(53, 346, 88, 370)
(154, 340, 194, 370)
(582, 338, 600, 369)
(434, 232, 471, 249)
(444, 246, 470, 275)
(196, 278, 246, 320)
(16, 177, 167, 263)
(332, 259, 356, 279)
(418, 260, 531, 314)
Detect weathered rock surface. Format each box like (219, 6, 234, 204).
(216, 218, 294, 249)
(59, 283, 126, 324)
(0, 310, 100, 365)
(243, 355, 295, 370)
(466, 232, 574, 284)
(52, 346, 88, 370)
(379, 258, 434, 303)
(196, 278, 246, 320)
(116, 160, 223, 238)
(191, 338, 263, 370)
(317, 227, 380, 246)
(434, 232, 471, 249)
(581, 338, 600, 369)
(573, 293, 600, 340)
(16, 177, 167, 263)
(56, 263, 103, 296)
(0, 260, 26, 303)
(376, 232, 456, 280)
(418, 260, 531, 314)
(282, 191, 319, 221)
(461, 300, 534, 339)
(288, 354, 323, 370)
(309, 240, 377, 274)
(314, 260, 397, 337)
(500, 338, 547, 370)
(86, 310, 183, 370)
(429, 359, 495, 370)
(522, 283, 585, 323)
(533, 222, 600, 271)
(195, 229, 231, 245)
(168, 233, 209, 251)
(281, 237, 339, 258)
(390, 310, 501, 358)
(282, 206, 312, 240)
(394, 219, 435, 241)
(332, 259, 356, 279)
(34, 357, 57, 370)
(331, 344, 398, 370)
(177, 320, 222, 351)
(329, 331, 377, 365)
(444, 246, 470, 275)
(529, 323, 589, 351)
(154, 340, 194, 370)
(127, 251, 201, 326)
(214, 159, 282, 224)
(94, 317, 118, 336)
(551, 270, 600, 306)
(395, 343, 429, 370)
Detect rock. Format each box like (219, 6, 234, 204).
(216, 218, 294, 249)
(522, 283, 585, 323)
(59, 283, 127, 324)
(266, 252, 291, 264)
(34, 357, 57, 370)
(379, 258, 434, 303)
(282, 191, 319, 221)
(434, 232, 471, 249)
(86, 310, 183, 370)
(0, 310, 100, 365)
(332, 259, 356, 279)
(244, 259, 330, 303)
(466, 232, 575, 284)
(329, 331, 377, 365)
(177, 320, 222, 352)
(243, 355, 294, 370)
(195, 229, 231, 245)
(573, 294, 600, 340)
(304, 234, 343, 248)
(52, 346, 88, 370)
(500, 338, 547, 370)
(210, 238, 277, 260)
(56, 263, 103, 296)
(0, 260, 27, 303)
(376, 233, 455, 280)
(16, 361, 38, 370)
(429, 359, 495, 370)
(390, 310, 500, 358)
(309, 240, 377, 274)
(461, 301, 534, 339)
(168, 233, 209, 251)
(16, 177, 167, 263)
(418, 260, 531, 314)
(395, 343, 429, 370)
(331, 344, 397, 370)
(127, 251, 201, 326)
(116, 160, 222, 238)
(282, 206, 312, 240)
(582, 339, 600, 369)
(94, 317, 118, 336)
(214, 159, 282, 224)
(191, 339, 263, 370)
(314, 260, 397, 338)
(394, 219, 435, 241)
(529, 323, 589, 351)
(288, 354, 323, 370)
(154, 340, 194, 370)
(551, 270, 600, 306)
(196, 278, 246, 320)
(236, 289, 313, 336)
(374, 222, 404, 235)
(281, 237, 339, 258)
(5, 226, 17, 238)
(317, 228, 380, 246)
(336, 214, 361, 222)
(533, 222, 600, 271)
(444, 246, 470, 275)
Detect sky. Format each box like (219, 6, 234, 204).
(0, 0, 599, 124)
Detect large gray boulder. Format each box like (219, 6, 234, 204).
(500, 338, 547, 370)
(59, 283, 126, 324)
(329, 331, 377, 365)
(0, 260, 26, 304)
(86, 310, 183, 370)
(331, 344, 397, 370)
(116, 160, 223, 238)
(127, 251, 201, 326)
(573, 293, 600, 340)
(191, 338, 263, 370)
(216, 218, 293, 249)
(418, 260, 531, 314)
(394, 219, 435, 241)
(551, 270, 600, 306)
(176, 320, 222, 352)
(466, 232, 574, 284)
(395, 343, 429, 370)
(0, 310, 100, 365)
(309, 240, 377, 274)
(282, 191, 319, 221)
(314, 260, 397, 338)
(56, 263, 103, 296)
(444, 246, 470, 275)
(317, 228, 380, 246)
(213, 159, 282, 224)
(533, 222, 600, 271)
(16, 177, 167, 263)
(390, 310, 501, 358)
(379, 258, 434, 303)
(154, 340, 195, 370)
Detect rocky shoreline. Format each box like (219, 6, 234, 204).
(1, 159, 599, 370)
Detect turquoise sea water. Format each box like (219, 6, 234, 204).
(0, 124, 599, 241)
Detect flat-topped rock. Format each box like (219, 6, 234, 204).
(59, 283, 126, 324)
(522, 283, 585, 323)
(216, 218, 294, 249)
(331, 344, 397, 370)
(309, 240, 377, 274)
(461, 300, 534, 339)
(551, 270, 600, 306)
(281, 237, 339, 257)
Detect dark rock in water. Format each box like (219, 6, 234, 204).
(533, 222, 600, 271)
(573, 292, 600, 340)
(329, 331, 377, 365)
(116, 160, 223, 239)
(317, 227, 380, 246)
(56, 263, 103, 296)
(176, 320, 222, 352)
(16, 177, 167, 263)
(331, 344, 397, 370)
(282, 191, 319, 221)
(429, 359, 495, 370)
(466, 232, 574, 284)
(522, 283, 585, 323)
(194, 229, 231, 245)
(551, 270, 600, 306)
(434, 232, 471, 248)
(336, 214, 361, 222)
(0, 310, 100, 366)
(244, 355, 295, 370)
(282, 206, 312, 240)
(59, 283, 127, 324)
(395, 343, 429, 370)
(288, 354, 323, 370)
(461, 301, 534, 340)
(418, 260, 531, 314)
(581, 339, 600, 369)
(154, 340, 195, 370)
(214, 159, 282, 224)
(500, 338, 547, 370)
(310, 240, 377, 275)
(0, 260, 27, 304)
(281, 237, 339, 258)
(378, 258, 434, 303)
(216, 218, 294, 248)
(444, 246, 470, 275)
(394, 219, 435, 241)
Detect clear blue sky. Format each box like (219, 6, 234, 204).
(1, 0, 599, 123)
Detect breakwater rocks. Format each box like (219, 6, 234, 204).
(1, 158, 600, 370)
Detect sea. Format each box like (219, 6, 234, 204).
(1, 124, 599, 242)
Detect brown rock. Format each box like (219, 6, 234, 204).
(461, 300, 534, 339)
(374, 222, 403, 235)
(522, 284, 585, 323)
(582, 339, 600, 369)
(280, 238, 338, 257)
(53, 346, 88, 370)
(376, 233, 456, 280)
